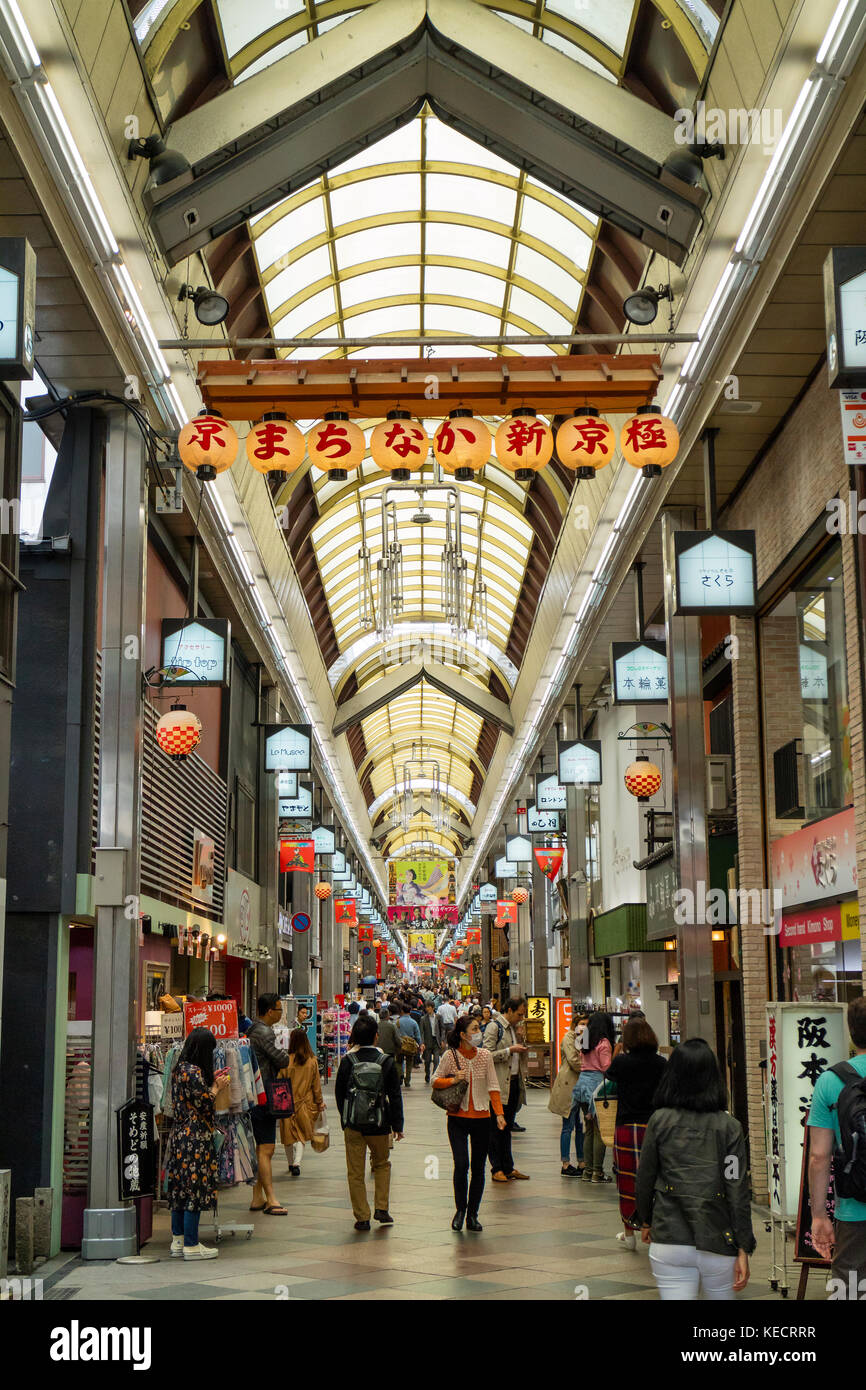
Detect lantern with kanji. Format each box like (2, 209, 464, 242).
(155, 702, 202, 761)
(511, 886, 529, 905)
(434, 409, 490, 481)
(370, 410, 428, 481)
(494, 408, 553, 481)
(308, 411, 365, 481)
(555, 408, 615, 480)
(245, 412, 305, 481)
(624, 754, 662, 802)
(178, 410, 238, 481)
(620, 405, 679, 479)
(314, 881, 332, 900)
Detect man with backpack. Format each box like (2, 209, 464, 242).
(808, 994, 866, 1292)
(335, 1013, 404, 1231)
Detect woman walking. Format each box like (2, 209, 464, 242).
(572, 1011, 615, 1182)
(548, 1010, 587, 1176)
(279, 1027, 326, 1176)
(604, 1017, 666, 1246)
(432, 1014, 506, 1231)
(636, 1038, 755, 1299)
(166, 1027, 229, 1261)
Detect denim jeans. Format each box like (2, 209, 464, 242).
(560, 1104, 585, 1164)
(171, 1208, 201, 1247)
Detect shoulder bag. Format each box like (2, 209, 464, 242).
(593, 1078, 618, 1147)
(431, 1049, 469, 1111)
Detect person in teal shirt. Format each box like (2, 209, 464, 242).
(808, 995, 866, 1292)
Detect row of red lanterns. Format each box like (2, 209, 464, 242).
(177, 404, 679, 484)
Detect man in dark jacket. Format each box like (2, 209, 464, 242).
(247, 992, 291, 1215)
(420, 1001, 438, 1082)
(335, 1013, 404, 1230)
(377, 1007, 401, 1060)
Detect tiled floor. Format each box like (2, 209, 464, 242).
(41, 1082, 827, 1301)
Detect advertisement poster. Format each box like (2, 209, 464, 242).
(279, 839, 315, 873)
(335, 897, 357, 927)
(496, 900, 518, 926)
(389, 859, 456, 906)
(192, 828, 215, 904)
(183, 999, 239, 1039)
(770, 807, 857, 908)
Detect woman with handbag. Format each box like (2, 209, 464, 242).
(279, 1028, 325, 1177)
(166, 1027, 229, 1261)
(604, 1017, 667, 1248)
(548, 1011, 588, 1176)
(247, 992, 291, 1215)
(572, 1011, 615, 1183)
(431, 1014, 506, 1232)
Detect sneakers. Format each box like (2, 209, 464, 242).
(617, 1231, 637, 1250)
(560, 1165, 581, 1177)
(183, 1242, 219, 1260)
(170, 1237, 184, 1258)
(373, 1209, 394, 1224)
(592, 1172, 613, 1183)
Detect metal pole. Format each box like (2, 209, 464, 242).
(661, 510, 715, 1044)
(702, 428, 720, 529)
(82, 409, 146, 1260)
(634, 560, 646, 640)
(158, 333, 701, 351)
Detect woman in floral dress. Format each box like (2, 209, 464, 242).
(166, 1027, 229, 1260)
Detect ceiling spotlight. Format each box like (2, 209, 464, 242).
(178, 284, 230, 326)
(622, 285, 673, 326)
(127, 135, 191, 189)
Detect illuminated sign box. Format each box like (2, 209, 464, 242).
(312, 824, 336, 855)
(557, 738, 602, 786)
(279, 781, 313, 820)
(264, 722, 312, 772)
(0, 237, 36, 379)
(161, 618, 230, 686)
(673, 530, 757, 616)
(535, 772, 567, 810)
(527, 804, 560, 833)
(611, 639, 667, 705)
(823, 246, 866, 389)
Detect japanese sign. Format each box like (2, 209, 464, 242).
(645, 850, 678, 941)
(557, 738, 602, 786)
(312, 824, 336, 855)
(838, 388, 866, 462)
(535, 772, 567, 810)
(117, 1100, 156, 1201)
(611, 640, 668, 704)
(552, 997, 573, 1083)
(389, 860, 456, 906)
(799, 643, 829, 701)
(0, 237, 36, 379)
(766, 1002, 846, 1217)
(526, 994, 551, 1042)
(276, 771, 298, 798)
(771, 807, 857, 908)
(527, 804, 559, 833)
(279, 781, 313, 821)
(494, 856, 518, 879)
(674, 530, 757, 615)
(183, 999, 239, 1039)
(264, 723, 312, 772)
(161, 618, 230, 686)
(279, 839, 315, 873)
(479, 882, 497, 914)
(823, 247, 866, 388)
(505, 834, 532, 864)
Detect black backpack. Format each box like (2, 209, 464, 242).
(342, 1049, 387, 1134)
(829, 1061, 866, 1201)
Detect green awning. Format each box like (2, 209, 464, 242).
(593, 902, 664, 957)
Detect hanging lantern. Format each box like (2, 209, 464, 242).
(495, 408, 553, 482)
(620, 404, 679, 479)
(178, 410, 238, 481)
(245, 412, 305, 481)
(555, 408, 615, 480)
(434, 409, 491, 481)
(511, 886, 529, 905)
(308, 411, 365, 481)
(370, 410, 428, 481)
(155, 702, 202, 761)
(314, 881, 332, 900)
(624, 754, 662, 802)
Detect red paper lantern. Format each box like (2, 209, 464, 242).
(308, 411, 365, 480)
(155, 703, 201, 761)
(624, 755, 662, 802)
(433, 409, 490, 480)
(370, 410, 428, 480)
(314, 881, 332, 900)
(511, 886, 529, 905)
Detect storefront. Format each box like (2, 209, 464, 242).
(592, 902, 668, 1044)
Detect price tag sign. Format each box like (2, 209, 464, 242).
(183, 999, 238, 1039)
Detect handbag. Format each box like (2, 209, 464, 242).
(430, 1049, 469, 1112)
(593, 1078, 618, 1147)
(263, 1075, 295, 1118)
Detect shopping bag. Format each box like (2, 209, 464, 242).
(264, 1075, 294, 1118)
(311, 1111, 330, 1153)
(594, 1079, 618, 1147)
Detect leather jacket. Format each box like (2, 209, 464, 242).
(635, 1107, 757, 1256)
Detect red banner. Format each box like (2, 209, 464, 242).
(334, 897, 357, 927)
(358, 925, 373, 941)
(466, 928, 481, 943)
(183, 999, 238, 1039)
(534, 847, 564, 880)
(279, 839, 314, 872)
(496, 899, 518, 926)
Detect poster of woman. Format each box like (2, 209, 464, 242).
(390, 859, 456, 906)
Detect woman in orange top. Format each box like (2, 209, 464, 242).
(432, 1013, 506, 1231)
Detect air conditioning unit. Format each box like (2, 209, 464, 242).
(773, 739, 804, 819)
(706, 755, 732, 811)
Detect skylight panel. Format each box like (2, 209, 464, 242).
(423, 306, 502, 337)
(543, 0, 634, 55)
(343, 305, 420, 336)
(425, 175, 517, 227)
(254, 198, 326, 269)
(514, 243, 583, 307)
(520, 197, 594, 265)
(273, 286, 336, 337)
(217, 0, 305, 56)
(425, 119, 515, 175)
(265, 245, 333, 312)
(235, 28, 309, 81)
(329, 174, 422, 225)
(508, 286, 575, 334)
(331, 123, 420, 176)
(341, 265, 420, 308)
(424, 222, 511, 265)
(540, 27, 617, 79)
(423, 265, 505, 307)
(336, 223, 421, 268)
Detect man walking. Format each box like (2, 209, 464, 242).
(377, 1005, 401, 1062)
(247, 993, 291, 1216)
(484, 997, 530, 1182)
(335, 1013, 403, 1230)
(420, 1000, 438, 1083)
(436, 995, 457, 1052)
(396, 1004, 422, 1087)
(809, 994, 866, 1293)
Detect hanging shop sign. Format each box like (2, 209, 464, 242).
(117, 1099, 156, 1201)
(552, 997, 573, 1082)
(557, 739, 602, 786)
(646, 850, 678, 942)
(264, 722, 312, 772)
(527, 804, 559, 833)
(290, 911, 311, 934)
(611, 640, 668, 704)
(278, 908, 292, 939)
(799, 644, 829, 701)
(276, 771, 298, 798)
(335, 897, 357, 927)
(837, 387, 866, 463)
(160, 618, 230, 686)
(494, 856, 517, 879)
(389, 859, 456, 906)
(673, 530, 757, 615)
(191, 828, 216, 904)
(479, 882, 497, 914)
(279, 839, 314, 873)
(496, 899, 518, 926)
(526, 995, 551, 1042)
(823, 247, 866, 389)
(505, 834, 532, 864)
(311, 824, 336, 856)
(226, 868, 260, 952)
(770, 806, 857, 909)
(0, 237, 36, 379)
(160, 1011, 184, 1043)
(183, 999, 239, 1039)
(358, 925, 374, 941)
(765, 1002, 846, 1218)
(534, 847, 564, 880)
(535, 772, 567, 810)
(279, 781, 313, 820)
(331, 849, 346, 874)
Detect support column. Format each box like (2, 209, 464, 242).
(563, 693, 589, 1003)
(257, 681, 279, 995)
(82, 410, 146, 1259)
(291, 870, 312, 996)
(662, 510, 715, 1045)
(320, 891, 337, 1003)
(532, 853, 549, 994)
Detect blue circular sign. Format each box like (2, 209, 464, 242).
(291, 911, 311, 933)
(361, 945, 372, 956)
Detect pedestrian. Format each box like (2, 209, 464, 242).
(605, 1017, 667, 1244)
(436, 995, 457, 1051)
(636, 1037, 755, 1299)
(293, 1002, 311, 1032)
(279, 1027, 325, 1177)
(432, 1014, 505, 1231)
(166, 1027, 229, 1260)
(573, 1011, 615, 1183)
(808, 994, 866, 1290)
(483, 996, 530, 1182)
(548, 1009, 587, 1176)
(420, 1000, 438, 1083)
(334, 1012, 404, 1230)
(247, 992, 291, 1216)
(396, 1004, 422, 1087)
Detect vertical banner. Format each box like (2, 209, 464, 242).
(766, 1002, 846, 1218)
(552, 997, 573, 1087)
(335, 897, 357, 928)
(279, 839, 314, 872)
(496, 899, 518, 927)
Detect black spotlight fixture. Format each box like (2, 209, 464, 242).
(177, 283, 230, 326)
(127, 134, 191, 189)
(622, 284, 673, 327)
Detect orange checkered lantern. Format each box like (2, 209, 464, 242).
(178, 410, 238, 481)
(555, 408, 615, 479)
(245, 413, 305, 479)
(314, 881, 332, 900)
(156, 703, 202, 761)
(620, 405, 679, 479)
(624, 755, 662, 802)
(511, 886, 529, 905)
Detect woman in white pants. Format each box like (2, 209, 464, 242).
(635, 1038, 755, 1300)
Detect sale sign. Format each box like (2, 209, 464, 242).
(335, 897, 357, 927)
(183, 999, 238, 1039)
(279, 838, 314, 873)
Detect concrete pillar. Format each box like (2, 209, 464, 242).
(532, 855, 549, 994)
(291, 871, 312, 996)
